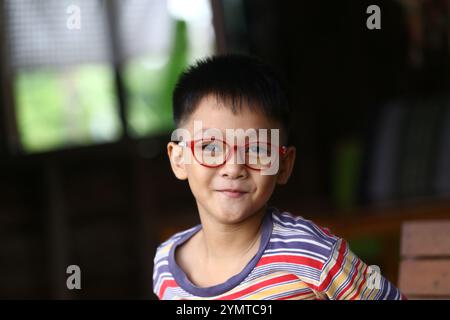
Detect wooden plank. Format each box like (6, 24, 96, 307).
(398, 260, 450, 296)
(313, 199, 450, 240)
(401, 220, 450, 257)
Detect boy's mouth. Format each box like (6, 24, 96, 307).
(216, 189, 248, 198)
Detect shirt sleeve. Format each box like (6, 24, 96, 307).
(314, 238, 407, 300)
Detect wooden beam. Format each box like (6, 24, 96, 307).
(399, 260, 450, 297)
(105, 0, 130, 140)
(0, 1, 22, 156)
(401, 221, 450, 258)
(210, 0, 228, 54)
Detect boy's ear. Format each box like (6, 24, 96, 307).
(167, 142, 188, 180)
(276, 146, 296, 185)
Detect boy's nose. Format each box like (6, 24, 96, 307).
(220, 146, 247, 179)
(229, 145, 248, 166)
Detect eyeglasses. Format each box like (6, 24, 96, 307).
(177, 138, 287, 171)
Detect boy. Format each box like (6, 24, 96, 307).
(153, 54, 405, 300)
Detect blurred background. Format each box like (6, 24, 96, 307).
(0, 0, 449, 299)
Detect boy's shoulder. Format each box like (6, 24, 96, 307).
(270, 208, 341, 249)
(153, 209, 342, 266)
(155, 209, 341, 255)
(268, 209, 344, 287)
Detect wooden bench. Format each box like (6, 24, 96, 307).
(398, 220, 450, 299)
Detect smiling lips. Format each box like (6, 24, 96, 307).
(216, 189, 248, 198)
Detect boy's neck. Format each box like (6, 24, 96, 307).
(197, 205, 267, 262)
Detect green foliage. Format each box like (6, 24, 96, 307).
(15, 19, 213, 153)
(126, 19, 189, 137)
(15, 65, 120, 153)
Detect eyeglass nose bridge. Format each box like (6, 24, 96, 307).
(223, 143, 246, 166)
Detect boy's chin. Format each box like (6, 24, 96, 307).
(210, 206, 256, 225)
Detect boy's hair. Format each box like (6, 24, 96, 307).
(172, 54, 292, 144)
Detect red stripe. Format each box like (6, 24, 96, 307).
(257, 254, 323, 270)
(313, 240, 348, 292)
(217, 274, 298, 300)
(349, 265, 368, 300)
(158, 279, 177, 298)
(336, 259, 361, 300)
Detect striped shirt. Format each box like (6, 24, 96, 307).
(153, 207, 405, 300)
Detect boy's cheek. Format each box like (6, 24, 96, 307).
(185, 164, 210, 183)
(253, 175, 277, 195)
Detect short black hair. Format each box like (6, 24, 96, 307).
(172, 54, 292, 143)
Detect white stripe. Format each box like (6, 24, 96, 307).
(265, 248, 328, 260)
(274, 213, 334, 245)
(154, 273, 174, 292)
(270, 238, 331, 250)
(249, 265, 321, 283)
(153, 260, 169, 274)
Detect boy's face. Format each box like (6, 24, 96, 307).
(167, 95, 296, 225)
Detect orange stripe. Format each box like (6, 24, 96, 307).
(217, 274, 298, 300)
(315, 240, 347, 292)
(349, 265, 368, 300)
(336, 259, 361, 299)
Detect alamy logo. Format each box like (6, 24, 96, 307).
(66, 4, 81, 30)
(171, 121, 283, 175)
(366, 5, 381, 30)
(66, 265, 81, 290)
(367, 265, 381, 290)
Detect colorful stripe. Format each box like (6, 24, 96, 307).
(152, 208, 405, 300)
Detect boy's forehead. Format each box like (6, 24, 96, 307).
(175, 94, 288, 144)
(182, 94, 280, 131)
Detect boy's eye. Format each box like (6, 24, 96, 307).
(202, 141, 223, 153)
(247, 144, 269, 155)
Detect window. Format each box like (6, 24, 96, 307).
(120, 0, 215, 137)
(4, 0, 216, 153)
(6, 0, 121, 153)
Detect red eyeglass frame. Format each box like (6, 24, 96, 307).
(177, 138, 288, 170)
